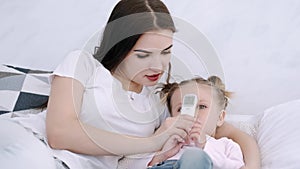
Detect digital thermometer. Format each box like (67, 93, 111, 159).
(181, 94, 198, 117)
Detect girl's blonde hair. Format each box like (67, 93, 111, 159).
(158, 76, 232, 114)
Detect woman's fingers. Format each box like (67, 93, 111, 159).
(154, 114, 197, 148)
(172, 128, 188, 140)
(156, 115, 194, 135)
(171, 115, 195, 132)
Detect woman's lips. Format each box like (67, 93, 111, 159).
(146, 74, 160, 81)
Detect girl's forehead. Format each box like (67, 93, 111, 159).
(181, 82, 211, 92)
(173, 83, 213, 99)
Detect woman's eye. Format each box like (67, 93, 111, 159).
(198, 105, 207, 109)
(177, 107, 181, 112)
(136, 54, 149, 58)
(161, 51, 171, 55)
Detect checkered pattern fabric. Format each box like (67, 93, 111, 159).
(0, 65, 52, 115)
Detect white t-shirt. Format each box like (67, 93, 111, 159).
(169, 136, 244, 169)
(13, 50, 167, 169)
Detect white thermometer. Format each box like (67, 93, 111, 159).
(181, 94, 198, 117)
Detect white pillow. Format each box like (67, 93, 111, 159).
(225, 114, 257, 137)
(256, 99, 300, 169)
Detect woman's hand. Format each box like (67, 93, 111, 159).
(152, 115, 195, 149)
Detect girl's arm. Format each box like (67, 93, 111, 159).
(215, 122, 261, 169)
(147, 135, 184, 166)
(46, 76, 193, 156)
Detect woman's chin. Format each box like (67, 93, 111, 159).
(142, 80, 159, 87)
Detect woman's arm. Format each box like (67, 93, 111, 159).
(46, 76, 193, 156)
(215, 122, 261, 169)
(46, 76, 111, 155)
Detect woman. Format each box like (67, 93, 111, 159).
(0, 0, 260, 168)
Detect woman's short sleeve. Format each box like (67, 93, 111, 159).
(50, 50, 99, 86)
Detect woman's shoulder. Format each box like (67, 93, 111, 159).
(53, 50, 107, 86)
(64, 50, 101, 67)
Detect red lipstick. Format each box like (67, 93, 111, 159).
(146, 74, 160, 81)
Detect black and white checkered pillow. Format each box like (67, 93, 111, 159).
(0, 65, 52, 115)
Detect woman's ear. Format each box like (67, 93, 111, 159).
(217, 110, 226, 127)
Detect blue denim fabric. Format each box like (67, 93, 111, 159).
(148, 160, 178, 169)
(148, 148, 213, 169)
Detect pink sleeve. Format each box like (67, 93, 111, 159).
(222, 137, 244, 169)
(204, 137, 244, 169)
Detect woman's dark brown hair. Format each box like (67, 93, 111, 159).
(93, 0, 176, 73)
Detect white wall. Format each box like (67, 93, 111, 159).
(0, 0, 299, 115)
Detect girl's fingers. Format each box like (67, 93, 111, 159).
(190, 131, 200, 141)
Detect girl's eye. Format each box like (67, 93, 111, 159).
(136, 54, 150, 58)
(161, 51, 171, 55)
(198, 105, 207, 109)
(177, 107, 181, 112)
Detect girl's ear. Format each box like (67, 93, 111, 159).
(217, 110, 226, 127)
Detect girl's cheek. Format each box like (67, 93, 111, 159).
(172, 112, 180, 117)
(196, 113, 207, 123)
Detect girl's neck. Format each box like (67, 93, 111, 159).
(112, 73, 143, 93)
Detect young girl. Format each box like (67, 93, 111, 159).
(0, 0, 260, 168)
(147, 76, 245, 169)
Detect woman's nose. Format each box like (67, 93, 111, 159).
(149, 55, 165, 71)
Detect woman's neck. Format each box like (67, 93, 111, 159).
(112, 73, 143, 93)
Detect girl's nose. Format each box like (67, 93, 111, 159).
(195, 112, 205, 122)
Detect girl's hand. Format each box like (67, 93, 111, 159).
(148, 135, 184, 166)
(189, 121, 206, 148)
(160, 135, 184, 155)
